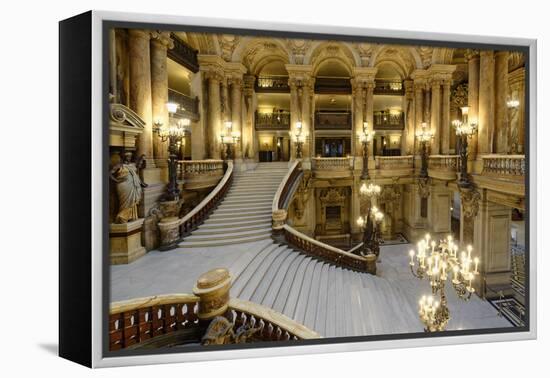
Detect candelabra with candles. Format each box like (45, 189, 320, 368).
(356, 182, 384, 257)
(409, 234, 480, 332)
(416, 122, 434, 179)
(357, 122, 375, 180)
(220, 121, 240, 160)
(452, 106, 478, 188)
(153, 102, 190, 201)
(290, 121, 306, 159)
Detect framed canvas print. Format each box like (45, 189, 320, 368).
(59, 10, 537, 368)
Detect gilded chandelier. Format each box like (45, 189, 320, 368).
(409, 234, 480, 332)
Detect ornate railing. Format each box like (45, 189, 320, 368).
(312, 157, 353, 170)
(109, 294, 200, 350)
(177, 159, 224, 190)
(482, 154, 525, 177)
(283, 225, 369, 273)
(168, 33, 199, 73)
(168, 88, 200, 121)
(109, 293, 319, 350)
(179, 161, 233, 236)
(314, 77, 352, 94)
(255, 111, 291, 130)
(373, 111, 404, 130)
(375, 155, 413, 170)
(374, 79, 404, 95)
(255, 75, 290, 92)
(314, 111, 352, 130)
(428, 155, 459, 171)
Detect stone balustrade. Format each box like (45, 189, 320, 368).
(427, 155, 458, 180)
(482, 154, 525, 177)
(177, 159, 224, 190)
(312, 157, 353, 178)
(375, 155, 413, 177)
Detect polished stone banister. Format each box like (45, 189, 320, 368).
(375, 155, 413, 169)
(347, 242, 364, 255)
(428, 155, 459, 170)
(177, 159, 224, 178)
(179, 161, 233, 236)
(282, 225, 369, 273)
(109, 292, 319, 350)
(272, 160, 300, 213)
(482, 154, 525, 177)
(312, 156, 353, 170)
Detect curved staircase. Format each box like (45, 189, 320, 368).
(178, 162, 289, 248)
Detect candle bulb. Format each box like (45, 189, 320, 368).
(474, 257, 479, 274)
(467, 245, 473, 260)
(453, 265, 459, 282)
(409, 250, 415, 265)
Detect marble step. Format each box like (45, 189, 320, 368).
(178, 233, 271, 248)
(311, 263, 329, 334)
(191, 222, 272, 235)
(208, 210, 272, 220)
(249, 249, 294, 304)
(293, 257, 318, 324)
(282, 256, 313, 319)
(224, 193, 275, 201)
(231, 243, 282, 297)
(227, 239, 274, 279)
(217, 201, 272, 209)
(272, 253, 306, 314)
(324, 265, 337, 337)
(184, 228, 271, 242)
(201, 216, 272, 228)
(260, 252, 302, 309)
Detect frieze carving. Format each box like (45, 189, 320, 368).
(319, 187, 347, 207)
(460, 187, 481, 219)
(451, 83, 468, 113)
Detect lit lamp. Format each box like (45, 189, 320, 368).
(357, 181, 383, 259)
(358, 121, 375, 180)
(220, 121, 240, 160)
(453, 106, 478, 188)
(291, 121, 306, 159)
(153, 102, 190, 201)
(416, 122, 434, 179)
(409, 234, 480, 332)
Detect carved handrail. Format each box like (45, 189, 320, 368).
(228, 298, 320, 340)
(179, 161, 233, 236)
(109, 292, 319, 350)
(312, 157, 353, 170)
(347, 242, 364, 255)
(177, 159, 224, 180)
(428, 155, 459, 170)
(482, 154, 525, 177)
(375, 155, 413, 169)
(272, 160, 300, 212)
(109, 294, 200, 350)
(283, 225, 369, 273)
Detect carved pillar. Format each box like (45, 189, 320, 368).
(150, 31, 174, 167)
(404, 80, 415, 155)
(351, 79, 365, 157)
(478, 50, 495, 154)
(465, 49, 480, 159)
(242, 75, 256, 160)
(494, 51, 510, 153)
(430, 79, 441, 154)
(128, 29, 154, 161)
(230, 77, 244, 160)
(302, 78, 314, 160)
(424, 83, 431, 127)
(288, 78, 300, 161)
(365, 82, 375, 158)
(193, 268, 232, 321)
(509, 68, 526, 154)
(206, 71, 223, 159)
(441, 80, 451, 154)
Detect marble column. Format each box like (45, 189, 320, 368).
(150, 31, 173, 167)
(414, 82, 424, 129)
(430, 79, 441, 154)
(288, 78, 300, 161)
(128, 29, 154, 161)
(441, 80, 451, 154)
(494, 51, 510, 153)
(508, 68, 526, 154)
(365, 82, 375, 158)
(351, 79, 365, 157)
(466, 49, 480, 159)
(423, 84, 431, 127)
(243, 75, 256, 160)
(206, 71, 222, 159)
(403, 80, 415, 155)
(301, 78, 314, 160)
(478, 50, 495, 154)
(230, 78, 244, 159)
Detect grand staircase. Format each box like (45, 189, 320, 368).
(178, 162, 289, 248)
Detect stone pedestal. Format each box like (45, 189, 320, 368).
(193, 268, 232, 320)
(365, 253, 377, 275)
(109, 219, 146, 265)
(158, 216, 181, 251)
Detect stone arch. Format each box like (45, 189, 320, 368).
(432, 47, 455, 64)
(305, 41, 359, 75)
(231, 37, 290, 74)
(370, 45, 419, 77)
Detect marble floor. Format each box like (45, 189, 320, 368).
(111, 240, 512, 336)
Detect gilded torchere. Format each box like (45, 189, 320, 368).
(357, 121, 375, 180)
(452, 106, 478, 188)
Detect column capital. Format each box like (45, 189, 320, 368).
(428, 64, 456, 83)
(128, 29, 151, 41)
(411, 69, 429, 85)
(286, 64, 314, 88)
(224, 62, 247, 81)
(150, 30, 174, 49)
(464, 49, 480, 61)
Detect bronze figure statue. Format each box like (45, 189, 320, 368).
(110, 152, 147, 223)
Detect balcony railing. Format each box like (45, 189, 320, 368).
(315, 111, 352, 130)
(177, 159, 224, 190)
(255, 75, 290, 92)
(314, 77, 351, 94)
(428, 155, 458, 180)
(311, 157, 353, 179)
(255, 111, 291, 130)
(168, 89, 200, 121)
(374, 79, 404, 95)
(375, 155, 413, 177)
(373, 111, 404, 130)
(168, 33, 199, 73)
(482, 155, 525, 177)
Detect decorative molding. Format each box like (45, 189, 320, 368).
(460, 187, 481, 218)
